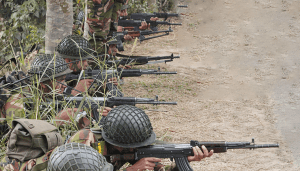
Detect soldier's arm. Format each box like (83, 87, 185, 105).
(3, 94, 26, 127)
(54, 108, 90, 129)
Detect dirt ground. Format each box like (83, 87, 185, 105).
(122, 0, 300, 170)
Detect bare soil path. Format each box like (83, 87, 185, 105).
(123, 0, 300, 170)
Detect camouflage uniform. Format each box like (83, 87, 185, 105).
(3, 93, 26, 128)
(0, 150, 53, 171)
(86, 0, 125, 53)
(68, 129, 178, 171)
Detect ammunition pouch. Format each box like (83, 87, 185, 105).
(6, 119, 63, 162)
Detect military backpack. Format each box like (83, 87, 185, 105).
(6, 119, 63, 162)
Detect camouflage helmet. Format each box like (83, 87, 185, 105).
(28, 54, 72, 82)
(102, 105, 156, 148)
(56, 35, 95, 59)
(47, 143, 113, 171)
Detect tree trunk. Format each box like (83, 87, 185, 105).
(83, 0, 89, 39)
(45, 0, 73, 54)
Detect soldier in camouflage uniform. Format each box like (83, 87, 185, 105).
(85, 0, 125, 55)
(68, 105, 214, 171)
(72, 0, 152, 55)
(0, 54, 98, 134)
(55, 34, 99, 96)
(56, 35, 121, 97)
(85, 0, 149, 54)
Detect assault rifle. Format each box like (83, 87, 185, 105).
(107, 28, 173, 51)
(118, 19, 181, 31)
(65, 95, 177, 122)
(120, 12, 179, 21)
(65, 68, 177, 82)
(65, 96, 177, 107)
(105, 53, 180, 67)
(106, 139, 279, 171)
(25, 95, 177, 122)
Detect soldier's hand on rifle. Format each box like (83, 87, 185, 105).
(139, 21, 149, 30)
(108, 77, 119, 86)
(124, 34, 133, 41)
(55, 108, 90, 129)
(150, 17, 159, 21)
(126, 157, 162, 171)
(188, 145, 213, 162)
(101, 107, 112, 117)
(139, 17, 159, 30)
(72, 79, 94, 96)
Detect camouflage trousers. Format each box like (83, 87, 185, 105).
(87, 0, 123, 53)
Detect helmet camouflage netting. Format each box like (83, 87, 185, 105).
(47, 143, 113, 171)
(28, 54, 72, 82)
(102, 105, 156, 148)
(56, 35, 95, 59)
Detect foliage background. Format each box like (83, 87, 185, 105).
(0, 0, 175, 159)
(0, 0, 175, 63)
(0, 0, 46, 62)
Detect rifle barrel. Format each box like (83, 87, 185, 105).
(246, 144, 279, 148)
(136, 101, 177, 105)
(116, 53, 180, 59)
(149, 55, 180, 60)
(109, 97, 155, 102)
(155, 21, 182, 25)
(140, 71, 177, 75)
(169, 23, 182, 25)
